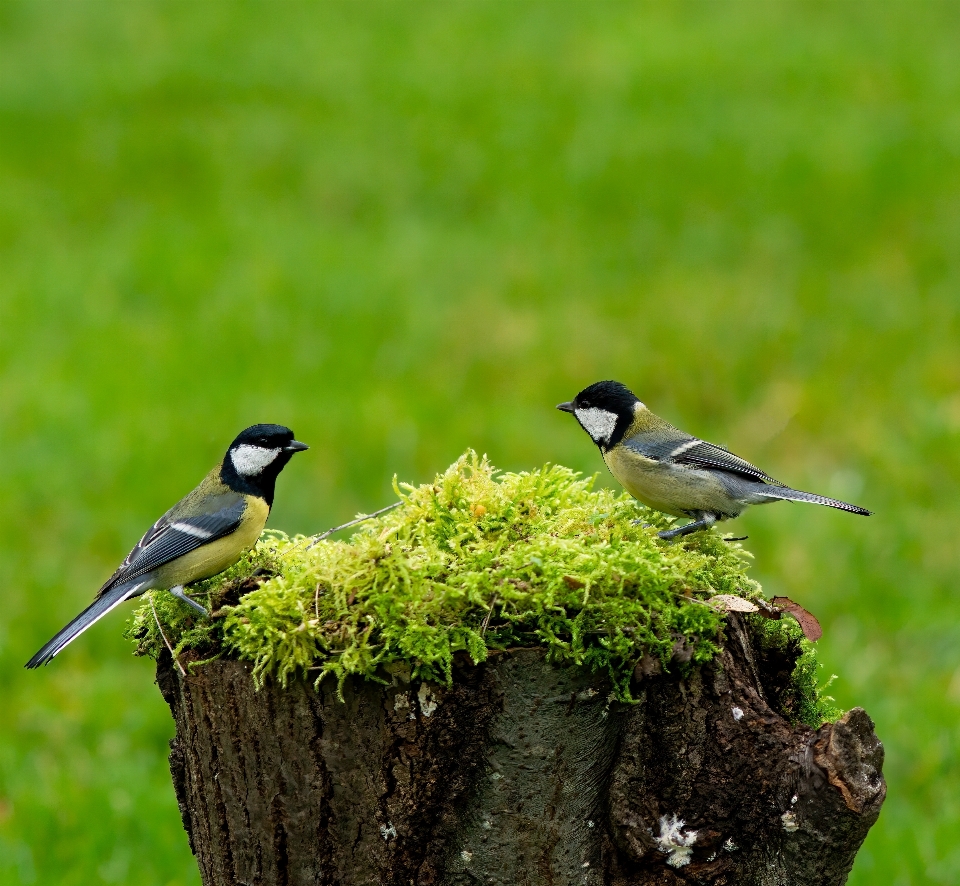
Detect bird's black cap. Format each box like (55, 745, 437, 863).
(229, 424, 308, 453)
(559, 380, 640, 417)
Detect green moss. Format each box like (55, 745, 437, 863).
(127, 451, 838, 720)
(748, 613, 843, 728)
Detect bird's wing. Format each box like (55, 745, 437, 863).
(673, 440, 784, 485)
(624, 435, 783, 485)
(97, 494, 247, 595)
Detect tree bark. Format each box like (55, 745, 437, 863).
(157, 614, 885, 885)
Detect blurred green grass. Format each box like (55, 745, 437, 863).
(0, 1, 958, 882)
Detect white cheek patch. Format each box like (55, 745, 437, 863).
(231, 444, 282, 476)
(575, 407, 618, 444)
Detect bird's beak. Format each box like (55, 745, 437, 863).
(556, 401, 575, 413)
(286, 440, 309, 452)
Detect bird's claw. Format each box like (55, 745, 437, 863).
(169, 586, 210, 618)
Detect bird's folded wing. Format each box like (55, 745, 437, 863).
(625, 435, 783, 485)
(97, 496, 247, 595)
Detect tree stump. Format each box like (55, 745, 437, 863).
(157, 614, 885, 885)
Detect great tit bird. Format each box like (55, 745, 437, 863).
(558, 380, 870, 540)
(26, 424, 308, 668)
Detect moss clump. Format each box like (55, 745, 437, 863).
(127, 450, 837, 722)
(748, 613, 842, 727)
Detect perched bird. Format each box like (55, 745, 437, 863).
(557, 380, 870, 540)
(26, 424, 308, 668)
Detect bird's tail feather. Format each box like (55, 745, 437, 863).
(25, 581, 146, 669)
(761, 486, 871, 516)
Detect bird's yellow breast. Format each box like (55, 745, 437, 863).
(153, 496, 270, 588)
(603, 445, 738, 518)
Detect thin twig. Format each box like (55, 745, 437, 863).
(306, 501, 402, 550)
(669, 589, 716, 609)
(481, 593, 499, 636)
(669, 589, 757, 613)
(485, 646, 542, 657)
(150, 594, 186, 677)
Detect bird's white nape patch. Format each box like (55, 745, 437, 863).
(231, 444, 282, 476)
(575, 407, 618, 444)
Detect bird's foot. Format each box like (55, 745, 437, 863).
(169, 586, 210, 618)
(658, 516, 716, 541)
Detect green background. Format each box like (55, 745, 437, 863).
(1, 2, 957, 883)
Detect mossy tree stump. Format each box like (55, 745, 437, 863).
(139, 456, 885, 884)
(157, 613, 884, 886)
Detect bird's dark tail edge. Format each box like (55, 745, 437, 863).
(25, 581, 145, 669)
(764, 486, 872, 516)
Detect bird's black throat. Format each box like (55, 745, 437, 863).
(219, 450, 296, 508)
(601, 411, 633, 452)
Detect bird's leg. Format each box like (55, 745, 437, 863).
(169, 585, 210, 618)
(658, 513, 717, 541)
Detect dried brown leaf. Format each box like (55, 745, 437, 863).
(772, 596, 823, 642)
